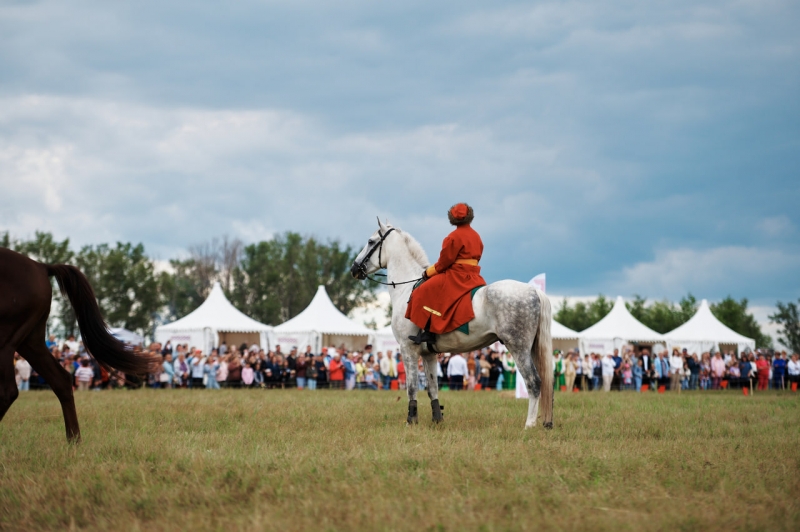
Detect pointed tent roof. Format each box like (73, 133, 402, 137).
(579, 296, 663, 342)
(664, 299, 755, 348)
(274, 285, 373, 336)
(552, 320, 580, 340)
(157, 282, 272, 333)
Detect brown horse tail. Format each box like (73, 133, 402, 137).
(532, 289, 554, 428)
(47, 264, 160, 374)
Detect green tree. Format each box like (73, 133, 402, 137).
(769, 300, 800, 353)
(554, 295, 613, 332)
(711, 296, 771, 348)
(76, 242, 161, 336)
(232, 232, 374, 325)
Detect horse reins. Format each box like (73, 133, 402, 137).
(356, 228, 423, 289)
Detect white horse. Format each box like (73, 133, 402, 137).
(351, 219, 554, 429)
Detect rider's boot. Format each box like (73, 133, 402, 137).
(408, 318, 436, 345)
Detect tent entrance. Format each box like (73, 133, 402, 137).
(219, 332, 261, 351)
(322, 334, 370, 353)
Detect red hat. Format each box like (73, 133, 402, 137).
(450, 203, 468, 219)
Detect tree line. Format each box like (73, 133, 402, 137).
(555, 294, 800, 351)
(1, 231, 374, 339)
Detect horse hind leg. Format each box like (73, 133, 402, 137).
(0, 346, 20, 423)
(19, 327, 81, 443)
(510, 347, 542, 428)
(421, 353, 443, 423)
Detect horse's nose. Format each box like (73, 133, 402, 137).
(350, 262, 361, 279)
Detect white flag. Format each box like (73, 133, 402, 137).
(529, 273, 546, 293)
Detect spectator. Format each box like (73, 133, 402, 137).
(15, 353, 31, 391)
(205, 355, 220, 389)
(553, 352, 565, 391)
(581, 354, 592, 391)
(315, 354, 328, 389)
(306, 355, 319, 390)
(217, 355, 229, 387)
(329, 353, 345, 389)
(161, 340, 173, 356)
(161, 353, 174, 388)
(632, 358, 643, 392)
(622, 356, 633, 390)
(670, 349, 684, 392)
(75, 358, 94, 391)
(379, 352, 394, 390)
(755, 354, 770, 391)
(174, 353, 190, 388)
(710, 352, 725, 390)
(728, 362, 741, 388)
(227, 355, 243, 388)
(365, 362, 378, 390)
(564, 353, 576, 392)
(344, 353, 357, 390)
(242, 358, 254, 387)
(687, 354, 700, 390)
(296, 353, 308, 389)
(612, 349, 622, 391)
(447, 352, 468, 390)
(601, 353, 615, 392)
(502, 351, 517, 390)
(773, 352, 787, 390)
(787, 354, 800, 388)
(592, 354, 602, 391)
(190, 350, 206, 389)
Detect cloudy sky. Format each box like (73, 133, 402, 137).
(1, 0, 798, 308)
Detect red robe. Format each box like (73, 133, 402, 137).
(405, 224, 487, 334)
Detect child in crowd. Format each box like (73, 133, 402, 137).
(74, 358, 95, 391)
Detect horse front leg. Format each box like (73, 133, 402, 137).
(403, 350, 420, 425)
(422, 353, 443, 423)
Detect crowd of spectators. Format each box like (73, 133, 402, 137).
(12, 334, 800, 395)
(553, 347, 800, 393)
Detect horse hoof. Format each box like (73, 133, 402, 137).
(431, 399, 444, 423)
(543, 421, 553, 430)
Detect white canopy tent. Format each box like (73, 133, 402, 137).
(373, 325, 400, 353)
(272, 285, 374, 353)
(579, 296, 664, 354)
(155, 282, 273, 354)
(663, 299, 755, 354)
(552, 320, 580, 352)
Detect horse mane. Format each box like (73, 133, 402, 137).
(394, 228, 429, 268)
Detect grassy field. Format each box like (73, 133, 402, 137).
(0, 388, 798, 531)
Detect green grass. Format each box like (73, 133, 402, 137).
(0, 389, 798, 531)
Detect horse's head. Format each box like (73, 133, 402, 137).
(351, 217, 394, 280)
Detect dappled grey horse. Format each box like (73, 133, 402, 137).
(351, 219, 554, 429)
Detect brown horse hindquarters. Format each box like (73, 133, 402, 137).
(0, 249, 53, 348)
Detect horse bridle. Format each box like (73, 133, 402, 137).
(355, 228, 423, 289)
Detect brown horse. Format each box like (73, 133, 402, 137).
(0, 248, 159, 442)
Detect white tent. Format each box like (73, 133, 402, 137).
(663, 299, 755, 354)
(552, 320, 580, 352)
(272, 285, 374, 353)
(373, 325, 400, 353)
(579, 296, 664, 354)
(109, 327, 145, 346)
(155, 282, 273, 354)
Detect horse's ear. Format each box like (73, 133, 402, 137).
(377, 217, 387, 232)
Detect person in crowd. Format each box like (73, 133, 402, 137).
(396, 353, 406, 390)
(305, 354, 318, 390)
(772, 352, 787, 390)
(379, 352, 393, 390)
(502, 350, 517, 390)
(204, 355, 220, 389)
(174, 352, 190, 388)
(364, 361, 378, 390)
(787, 353, 800, 388)
(670, 349, 684, 392)
(488, 351, 503, 390)
(227, 354, 242, 388)
(217, 355, 229, 387)
(622, 355, 633, 391)
(241, 356, 254, 387)
(592, 354, 602, 391)
(564, 352, 576, 392)
(710, 352, 726, 390)
(633, 358, 644, 392)
(553, 351, 565, 391)
(612, 349, 623, 391)
(686, 354, 700, 390)
(355, 354, 367, 389)
(329, 352, 345, 389)
(295, 353, 308, 389)
(580, 354, 591, 391)
(601, 352, 615, 392)
(728, 360, 741, 388)
(447, 352, 468, 391)
(14, 353, 31, 391)
(190, 350, 206, 389)
(161, 340, 173, 356)
(74, 358, 94, 391)
(160, 353, 174, 389)
(344, 352, 357, 391)
(315, 354, 328, 389)
(755, 354, 770, 391)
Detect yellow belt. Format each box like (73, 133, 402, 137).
(454, 259, 479, 266)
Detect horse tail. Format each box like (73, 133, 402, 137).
(532, 289, 554, 427)
(47, 264, 160, 374)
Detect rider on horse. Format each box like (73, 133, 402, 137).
(406, 203, 487, 346)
